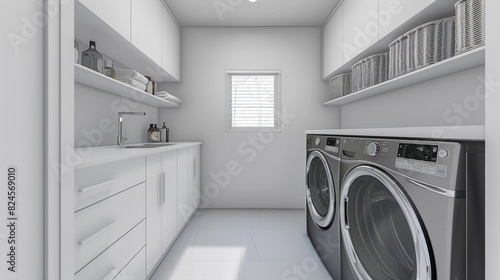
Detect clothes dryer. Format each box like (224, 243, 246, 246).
(339, 137, 484, 280)
(306, 135, 342, 280)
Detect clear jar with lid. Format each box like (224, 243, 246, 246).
(81, 41, 103, 73)
(104, 60, 115, 79)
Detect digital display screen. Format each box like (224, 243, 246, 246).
(397, 143, 438, 162)
(326, 138, 337, 146)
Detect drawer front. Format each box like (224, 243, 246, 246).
(113, 247, 146, 280)
(75, 183, 146, 272)
(75, 156, 145, 211)
(75, 220, 146, 280)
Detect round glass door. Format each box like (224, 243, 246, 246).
(340, 166, 431, 280)
(306, 151, 335, 228)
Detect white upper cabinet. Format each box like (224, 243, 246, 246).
(342, 0, 379, 62)
(79, 0, 131, 41)
(161, 5, 181, 81)
(131, 0, 163, 65)
(323, 4, 343, 79)
(378, 0, 436, 39)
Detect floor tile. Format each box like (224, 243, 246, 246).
(191, 261, 240, 280)
(189, 228, 243, 261)
(151, 209, 336, 280)
(239, 260, 327, 280)
(241, 229, 314, 261)
(244, 210, 298, 229)
(150, 261, 193, 280)
(188, 209, 247, 229)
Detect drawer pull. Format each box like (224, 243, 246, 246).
(102, 267, 116, 280)
(79, 179, 117, 193)
(78, 220, 115, 245)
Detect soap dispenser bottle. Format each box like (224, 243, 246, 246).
(160, 122, 169, 142)
(147, 124, 156, 143)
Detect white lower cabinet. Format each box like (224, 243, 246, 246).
(75, 220, 146, 280)
(76, 144, 201, 280)
(114, 247, 146, 280)
(188, 145, 201, 216)
(146, 150, 179, 275)
(75, 183, 146, 272)
(177, 148, 189, 230)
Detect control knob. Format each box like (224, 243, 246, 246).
(367, 142, 381, 158)
(315, 138, 321, 146)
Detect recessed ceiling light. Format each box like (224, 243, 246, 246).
(249, 0, 257, 2)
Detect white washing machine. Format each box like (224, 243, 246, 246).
(339, 137, 484, 280)
(306, 135, 342, 280)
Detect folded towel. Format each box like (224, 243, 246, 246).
(121, 78, 146, 91)
(115, 69, 149, 84)
(156, 91, 182, 104)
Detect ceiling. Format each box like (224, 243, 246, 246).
(163, 0, 340, 27)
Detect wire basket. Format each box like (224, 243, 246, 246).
(351, 52, 389, 92)
(455, 0, 485, 55)
(389, 16, 456, 78)
(329, 73, 352, 99)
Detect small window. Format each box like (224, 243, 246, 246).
(226, 70, 281, 132)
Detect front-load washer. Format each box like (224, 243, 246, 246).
(306, 135, 341, 280)
(339, 137, 484, 280)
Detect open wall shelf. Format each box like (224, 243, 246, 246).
(75, 64, 180, 108)
(324, 47, 485, 106)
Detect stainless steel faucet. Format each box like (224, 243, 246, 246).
(117, 112, 146, 146)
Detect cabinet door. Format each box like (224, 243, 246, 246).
(161, 4, 180, 81)
(342, 0, 379, 62)
(323, 4, 343, 79)
(131, 0, 162, 64)
(146, 153, 162, 275)
(161, 150, 178, 252)
(188, 145, 201, 216)
(177, 148, 189, 231)
(378, 0, 436, 39)
(79, 0, 131, 41)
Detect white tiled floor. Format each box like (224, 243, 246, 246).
(150, 209, 334, 280)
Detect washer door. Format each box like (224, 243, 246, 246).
(340, 166, 431, 280)
(306, 150, 335, 228)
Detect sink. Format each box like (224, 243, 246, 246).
(123, 143, 175, 149)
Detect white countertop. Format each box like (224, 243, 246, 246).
(74, 142, 202, 169)
(306, 125, 485, 141)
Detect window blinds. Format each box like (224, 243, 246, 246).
(226, 72, 281, 131)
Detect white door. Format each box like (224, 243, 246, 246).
(146, 154, 162, 274)
(161, 150, 178, 251)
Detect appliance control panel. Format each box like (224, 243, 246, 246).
(395, 143, 449, 177)
(363, 141, 389, 158)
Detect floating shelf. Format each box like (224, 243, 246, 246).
(74, 64, 180, 108)
(324, 47, 485, 106)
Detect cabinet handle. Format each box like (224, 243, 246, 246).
(78, 220, 115, 245)
(78, 179, 117, 193)
(102, 267, 116, 280)
(162, 172, 166, 204)
(193, 158, 196, 178)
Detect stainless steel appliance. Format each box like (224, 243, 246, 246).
(339, 137, 484, 280)
(306, 135, 342, 280)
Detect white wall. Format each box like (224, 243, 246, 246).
(340, 66, 485, 128)
(159, 27, 339, 209)
(485, 0, 499, 278)
(0, 1, 44, 279)
(74, 84, 159, 147)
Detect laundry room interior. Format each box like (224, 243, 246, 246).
(2, 0, 499, 280)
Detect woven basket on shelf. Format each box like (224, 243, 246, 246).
(329, 73, 352, 99)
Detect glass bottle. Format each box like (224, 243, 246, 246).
(81, 41, 103, 73)
(154, 124, 161, 142)
(147, 124, 156, 143)
(104, 60, 115, 79)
